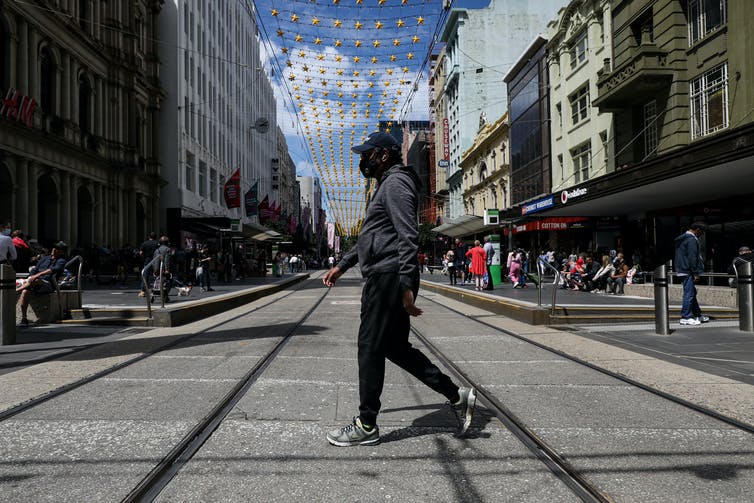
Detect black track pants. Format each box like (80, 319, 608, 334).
(357, 272, 459, 426)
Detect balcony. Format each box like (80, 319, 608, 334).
(593, 45, 674, 111)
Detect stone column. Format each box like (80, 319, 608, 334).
(27, 162, 38, 238)
(8, 31, 18, 86)
(28, 28, 38, 100)
(95, 183, 105, 245)
(96, 77, 104, 137)
(59, 171, 70, 245)
(13, 158, 28, 231)
(69, 175, 78, 247)
(18, 20, 28, 95)
(62, 54, 71, 121)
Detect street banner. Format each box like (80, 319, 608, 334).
(327, 222, 335, 248)
(224, 168, 241, 209)
(244, 182, 258, 216)
(259, 195, 271, 223)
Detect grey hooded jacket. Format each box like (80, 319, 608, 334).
(336, 164, 420, 293)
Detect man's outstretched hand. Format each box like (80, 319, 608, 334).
(322, 267, 343, 287)
(402, 290, 423, 316)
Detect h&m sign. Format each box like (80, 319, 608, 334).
(1, 88, 37, 128)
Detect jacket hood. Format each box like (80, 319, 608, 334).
(675, 232, 695, 245)
(380, 164, 422, 191)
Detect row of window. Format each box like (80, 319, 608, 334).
(185, 151, 222, 203)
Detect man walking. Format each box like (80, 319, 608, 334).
(483, 236, 495, 290)
(674, 222, 709, 325)
(322, 131, 476, 446)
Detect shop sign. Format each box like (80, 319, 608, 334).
(438, 159, 449, 168)
(521, 196, 555, 215)
(230, 218, 241, 232)
(1, 88, 37, 128)
(483, 209, 499, 225)
(442, 118, 449, 160)
(560, 187, 587, 204)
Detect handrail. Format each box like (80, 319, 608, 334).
(537, 258, 561, 316)
(141, 254, 164, 319)
(65, 255, 84, 310)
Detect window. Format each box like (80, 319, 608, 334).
(555, 102, 562, 131)
(690, 63, 728, 139)
(79, 0, 89, 33)
(688, 0, 727, 44)
(569, 85, 589, 125)
(198, 161, 207, 197)
(78, 74, 91, 134)
(557, 154, 564, 181)
(185, 151, 195, 191)
(40, 48, 56, 115)
(210, 168, 217, 202)
(571, 142, 591, 183)
(218, 174, 225, 201)
(570, 31, 588, 69)
(643, 100, 658, 158)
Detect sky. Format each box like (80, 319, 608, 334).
(254, 0, 494, 230)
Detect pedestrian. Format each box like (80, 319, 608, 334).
(11, 230, 31, 273)
(445, 248, 457, 285)
(466, 240, 487, 291)
(0, 218, 18, 267)
(454, 239, 467, 284)
(322, 131, 476, 447)
(674, 222, 709, 325)
(138, 232, 159, 297)
(483, 236, 495, 290)
(197, 245, 214, 291)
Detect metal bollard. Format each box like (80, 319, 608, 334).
(736, 261, 754, 332)
(1, 264, 17, 345)
(653, 263, 670, 335)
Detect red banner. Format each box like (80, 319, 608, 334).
(224, 169, 241, 209)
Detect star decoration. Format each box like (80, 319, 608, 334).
(355, 21, 363, 30)
(372, 40, 381, 48)
(295, 34, 303, 42)
(396, 19, 405, 28)
(312, 17, 320, 25)
(412, 35, 420, 43)
(334, 19, 342, 28)
(354, 40, 362, 47)
(417, 16, 424, 25)
(393, 39, 401, 46)
(271, 9, 279, 16)
(375, 21, 383, 29)
(290, 13, 299, 22)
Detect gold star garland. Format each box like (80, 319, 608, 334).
(263, 0, 437, 234)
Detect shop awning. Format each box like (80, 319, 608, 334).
(432, 214, 488, 238)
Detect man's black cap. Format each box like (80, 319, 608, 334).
(351, 131, 400, 154)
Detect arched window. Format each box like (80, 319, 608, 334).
(78, 73, 91, 134)
(478, 162, 488, 185)
(40, 47, 56, 115)
(0, 20, 8, 90)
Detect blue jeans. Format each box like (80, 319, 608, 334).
(680, 275, 702, 319)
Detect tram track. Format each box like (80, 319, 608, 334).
(410, 324, 614, 503)
(122, 281, 333, 502)
(0, 278, 318, 423)
(418, 291, 754, 435)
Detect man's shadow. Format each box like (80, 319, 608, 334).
(378, 402, 494, 443)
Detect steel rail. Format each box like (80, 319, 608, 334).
(122, 280, 333, 502)
(0, 281, 309, 422)
(418, 291, 754, 436)
(410, 324, 615, 503)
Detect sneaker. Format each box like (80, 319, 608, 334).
(206, 288, 215, 292)
(698, 315, 710, 323)
(680, 317, 701, 326)
(327, 417, 380, 447)
(450, 387, 477, 435)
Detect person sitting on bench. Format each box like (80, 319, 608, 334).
(16, 241, 67, 325)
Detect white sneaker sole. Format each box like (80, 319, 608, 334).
(459, 388, 477, 435)
(327, 435, 380, 447)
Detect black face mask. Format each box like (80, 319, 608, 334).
(359, 152, 382, 178)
